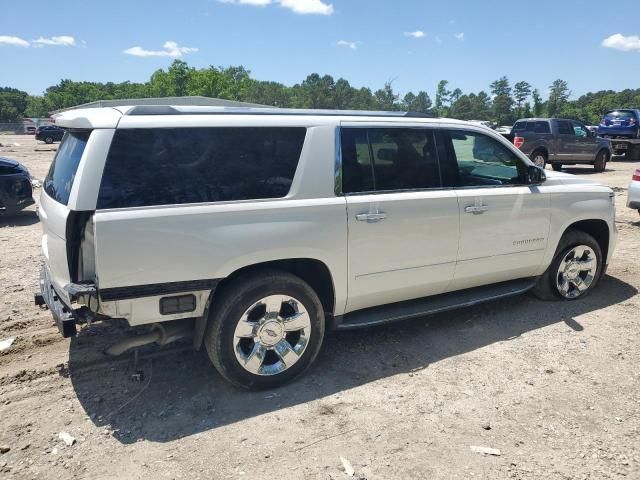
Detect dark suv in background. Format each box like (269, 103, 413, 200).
(510, 118, 612, 172)
(35, 125, 65, 144)
(597, 109, 640, 139)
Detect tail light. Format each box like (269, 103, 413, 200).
(633, 168, 640, 181)
(630, 118, 637, 125)
(513, 136, 525, 149)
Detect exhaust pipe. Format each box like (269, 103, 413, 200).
(104, 320, 194, 356)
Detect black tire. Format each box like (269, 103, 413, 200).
(530, 150, 547, 169)
(531, 229, 603, 301)
(551, 163, 563, 171)
(593, 150, 608, 172)
(44, 136, 53, 144)
(204, 269, 325, 389)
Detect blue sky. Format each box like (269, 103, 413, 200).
(1, 0, 639, 100)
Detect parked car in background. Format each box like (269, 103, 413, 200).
(597, 109, 640, 139)
(35, 125, 65, 144)
(36, 105, 616, 389)
(0, 157, 34, 216)
(511, 118, 612, 171)
(25, 126, 36, 135)
(628, 166, 640, 214)
(496, 125, 512, 135)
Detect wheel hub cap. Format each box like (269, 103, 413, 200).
(556, 245, 597, 299)
(233, 294, 311, 376)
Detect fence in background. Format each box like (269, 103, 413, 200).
(0, 123, 30, 134)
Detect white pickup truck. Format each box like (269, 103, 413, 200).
(36, 106, 616, 389)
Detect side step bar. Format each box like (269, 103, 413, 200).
(337, 278, 536, 330)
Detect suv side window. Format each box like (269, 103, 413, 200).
(97, 127, 306, 209)
(571, 121, 588, 137)
(556, 120, 572, 135)
(340, 127, 441, 194)
(445, 129, 525, 187)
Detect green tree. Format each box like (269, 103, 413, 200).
(403, 91, 432, 113)
(0, 87, 29, 122)
(547, 79, 571, 117)
(513, 81, 532, 116)
(490, 76, 514, 125)
(532, 89, 544, 117)
(374, 82, 400, 110)
(434, 80, 451, 116)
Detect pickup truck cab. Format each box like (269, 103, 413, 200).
(511, 118, 612, 172)
(36, 106, 617, 389)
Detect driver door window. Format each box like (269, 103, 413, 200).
(571, 121, 588, 137)
(447, 130, 525, 187)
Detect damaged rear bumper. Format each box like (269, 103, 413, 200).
(35, 266, 97, 338)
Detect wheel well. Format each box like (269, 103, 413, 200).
(531, 148, 548, 158)
(566, 220, 610, 261)
(597, 148, 610, 159)
(217, 258, 336, 315)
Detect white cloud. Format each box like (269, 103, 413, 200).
(0, 35, 30, 47)
(279, 0, 333, 15)
(123, 41, 198, 58)
(336, 40, 357, 50)
(219, 0, 333, 15)
(32, 35, 77, 47)
(404, 30, 425, 39)
(602, 33, 640, 52)
(454, 32, 464, 41)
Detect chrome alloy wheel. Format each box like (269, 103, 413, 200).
(532, 154, 546, 168)
(555, 245, 597, 299)
(233, 295, 311, 376)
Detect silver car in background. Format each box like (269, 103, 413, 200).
(628, 166, 640, 214)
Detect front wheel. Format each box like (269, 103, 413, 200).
(44, 136, 54, 144)
(593, 151, 608, 172)
(531, 229, 603, 301)
(204, 270, 325, 389)
(551, 163, 563, 171)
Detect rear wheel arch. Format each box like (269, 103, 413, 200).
(194, 258, 336, 350)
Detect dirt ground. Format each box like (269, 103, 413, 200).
(1, 133, 639, 480)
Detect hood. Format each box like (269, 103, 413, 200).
(543, 170, 601, 187)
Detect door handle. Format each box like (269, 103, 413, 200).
(464, 205, 489, 214)
(356, 213, 387, 223)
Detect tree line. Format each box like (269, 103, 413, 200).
(1, 60, 639, 125)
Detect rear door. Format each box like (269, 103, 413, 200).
(440, 127, 550, 291)
(553, 120, 577, 161)
(341, 124, 460, 313)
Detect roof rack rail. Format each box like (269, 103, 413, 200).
(126, 105, 437, 118)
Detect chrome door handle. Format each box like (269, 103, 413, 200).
(464, 205, 489, 214)
(356, 213, 387, 223)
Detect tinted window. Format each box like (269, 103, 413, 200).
(97, 127, 306, 209)
(447, 130, 524, 187)
(533, 121, 551, 133)
(340, 127, 441, 193)
(512, 121, 526, 132)
(556, 120, 572, 135)
(44, 131, 89, 205)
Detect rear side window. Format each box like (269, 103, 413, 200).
(556, 120, 572, 135)
(532, 121, 551, 133)
(44, 131, 90, 205)
(512, 121, 526, 132)
(97, 127, 306, 209)
(340, 127, 441, 194)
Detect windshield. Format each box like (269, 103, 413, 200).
(604, 110, 635, 121)
(44, 131, 90, 205)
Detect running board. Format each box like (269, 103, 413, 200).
(337, 278, 536, 330)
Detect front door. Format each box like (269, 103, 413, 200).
(441, 128, 551, 291)
(340, 126, 460, 313)
(571, 121, 597, 161)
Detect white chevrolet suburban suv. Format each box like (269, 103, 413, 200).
(36, 106, 616, 389)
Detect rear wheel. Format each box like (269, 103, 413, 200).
(531, 229, 603, 301)
(530, 150, 547, 169)
(593, 150, 608, 172)
(204, 270, 325, 389)
(44, 136, 53, 144)
(551, 163, 563, 171)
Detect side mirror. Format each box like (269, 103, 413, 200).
(591, 130, 598, 138)
(527, 165, 546, 185)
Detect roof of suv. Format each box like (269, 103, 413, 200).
(54, 106, 491, 130)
